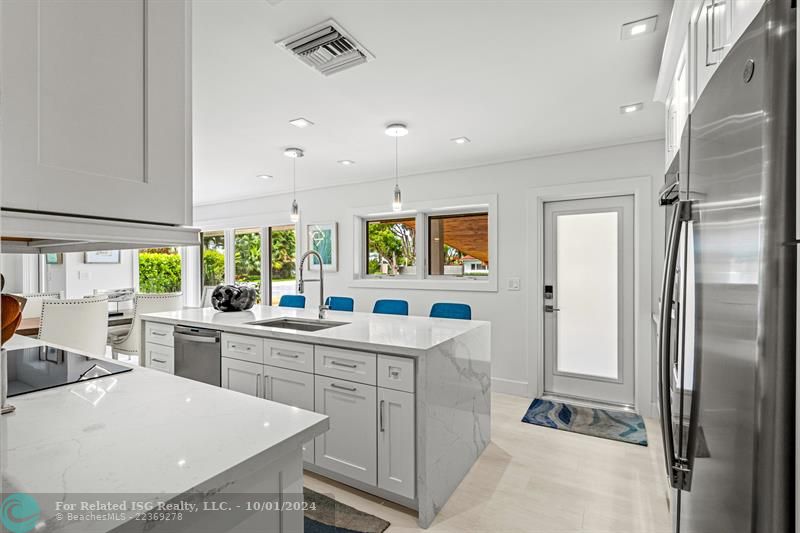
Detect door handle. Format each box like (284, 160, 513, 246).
(658, 199, 692, 490)
(544, 305, 560, 313)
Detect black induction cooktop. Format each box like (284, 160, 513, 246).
(5, 345, 132, 398)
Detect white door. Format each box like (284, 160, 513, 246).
(264, 365, 315, 464)
(543, 195, 635, 407)
(378, 388, 415, 499)
(221, 358, 262, 398)
(314, 376, 377, 486)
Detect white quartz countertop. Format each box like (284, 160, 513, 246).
(1, 336, 328, 531)
(142, 306, 489, 356)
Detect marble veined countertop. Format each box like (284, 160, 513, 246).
(1, 335, 328, 532)
(142, 306, 490, 356)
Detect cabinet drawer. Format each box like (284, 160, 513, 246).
(264, 339, 314, 373)
(377, 354, 415, 393)
(145, 322, 174, 347)
(315, 346, 376, 386)
(146, 342, 174, 374)
(222, 333, 264, 364)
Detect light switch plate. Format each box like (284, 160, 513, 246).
(507, 277, 521, 291)
(78, 271, 90, 281)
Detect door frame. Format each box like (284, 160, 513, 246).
(526, 176, 654, 416)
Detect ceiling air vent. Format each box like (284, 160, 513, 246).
(277, 19, 375, 76)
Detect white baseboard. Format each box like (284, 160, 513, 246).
(492, 377, 529, 397)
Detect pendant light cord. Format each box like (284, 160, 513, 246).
(292, 157, 297, 200)
(395, 136, 399, 186)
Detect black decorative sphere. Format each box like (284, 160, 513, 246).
(211, 284, 257, 312)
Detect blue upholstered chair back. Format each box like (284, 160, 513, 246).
(325, 296, 354, 312)
(372, 299, 409, 316)
(429, 302, 472, 320)
(278, 295, 306, 308)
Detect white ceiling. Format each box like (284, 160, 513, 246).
(193, 0, 672, 205)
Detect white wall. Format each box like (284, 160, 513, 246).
(0, 254, 24, 293)
(195, 140, 666, 399)
(45, 250, 135, 299)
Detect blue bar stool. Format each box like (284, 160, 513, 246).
(372, 299, 409, 316)
(278, 295, 306, 308)
(325, 296, 354, 312)
(430, 302, 472, 320)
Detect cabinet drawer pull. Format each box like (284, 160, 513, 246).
(330, 360, 357, 369)
(151, 331, 167, 337)
(331, 382, 357, 392)
(276, 351, 300, 359)
(231, 344, 252, 351)
(152, 358, 167, 364)
(380, 399, 385, 432)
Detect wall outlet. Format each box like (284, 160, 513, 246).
(507, 277, 521, 291)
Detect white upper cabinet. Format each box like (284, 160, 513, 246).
(693, 0, 732, 104)
(1, 0, 191, 226)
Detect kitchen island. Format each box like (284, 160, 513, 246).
(1, 335, 328, 533)
(140, 306, 491, 528)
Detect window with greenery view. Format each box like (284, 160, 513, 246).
(202, 231, 225, 288)
(428, 213, 489, 277)
(234, 228, 262, 303)
(366, 218, 416, 276)
(139, 248, 181, 293)
(269, 225, 296, 305)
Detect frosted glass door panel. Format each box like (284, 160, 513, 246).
(555, 212, 620, 379)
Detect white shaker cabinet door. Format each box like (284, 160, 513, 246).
(378, 388, 416, 499)
(264, 365, 315, 464)
(0, 0, 190, 225)
(314, 376, 377, 486)
(221, 357, 262, 398)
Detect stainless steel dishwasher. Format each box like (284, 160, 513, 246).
(173, 325, 221, 386)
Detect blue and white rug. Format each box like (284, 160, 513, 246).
(522, 398, 648, 446)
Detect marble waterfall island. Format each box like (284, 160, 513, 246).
(1, 335, 328, 533)
(140, 306, 492, 528)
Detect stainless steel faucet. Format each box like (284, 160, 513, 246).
(297, 250, 328, 319)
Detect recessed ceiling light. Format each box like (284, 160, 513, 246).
(256, 174, 274, 180)
(385, 123, 409, 137)
(289, 117, 314, 128)
(284, 147, 304, 158)
(451, 137, 471, 144)
(621, 16, 658, 40)
(338, 160, 355, 166)
(620, 102, 644, 114)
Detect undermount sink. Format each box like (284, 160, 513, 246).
(246, 317, 349, 332)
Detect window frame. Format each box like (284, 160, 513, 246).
(425, 210, 490, 281)
(363, 215, 420, 279)
(350, 194, 498, 292)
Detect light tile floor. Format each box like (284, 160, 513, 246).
(304, 392, 672, 533)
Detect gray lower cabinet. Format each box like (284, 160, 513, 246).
(378, 388, 416, 499)
(221, 357, 261, 397)
(314, 375, 378, 486)
(264, 365, 315, 464)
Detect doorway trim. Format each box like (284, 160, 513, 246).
(526, 176, 654, 416)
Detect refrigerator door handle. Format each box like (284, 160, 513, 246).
(658, 199, 692, 490)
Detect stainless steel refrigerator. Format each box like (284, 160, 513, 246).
(657, 1, 795, 532)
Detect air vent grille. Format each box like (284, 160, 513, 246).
(277, 20, 374, 76)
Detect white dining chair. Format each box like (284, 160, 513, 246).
(108, 292, 183, 360)
(38, 296, 109, 356)
(14, 291, 63, 319)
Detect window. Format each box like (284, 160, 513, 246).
(428, 212, 489, 277)
(366, 218, 416, 276)
(234, 228, 262, 303)
(201, 231, 225, 288)
(138, 248, 181, 293)
(268, 225, 296, 305)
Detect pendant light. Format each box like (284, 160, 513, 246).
(284, 147, 304, 222)
(385, 123, 408, 211)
